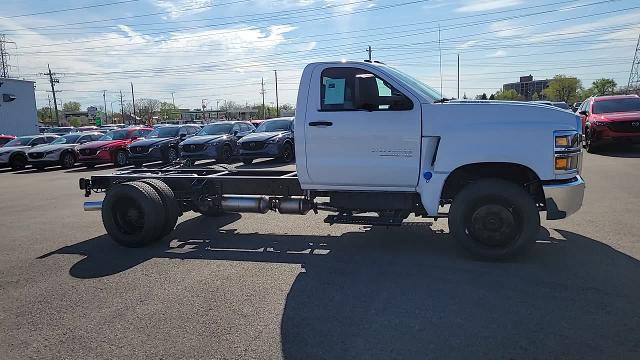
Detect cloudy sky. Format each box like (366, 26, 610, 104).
(1, 0, 638, 111)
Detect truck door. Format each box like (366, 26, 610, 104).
(304, 65, 422, 188)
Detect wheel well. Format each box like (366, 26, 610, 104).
(441, 162, 545, 208)
(9, 152, 26, 161)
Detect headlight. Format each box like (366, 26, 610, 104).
(266, 136, 283, 144)
(554, 130, 580, 150)
(555, 153, 580, 172)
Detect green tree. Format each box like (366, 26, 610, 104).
(159, 102, 179, 120)
(543, 75, 582, 103)
(68, 117, 82, 127)
(489, 94, 495, 100)
(589, 78, 617, 96)
(531, 92, 540, 101)
(62, 101, 81, 112)
(493, 89, 521, 100)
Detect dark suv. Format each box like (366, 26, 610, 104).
(128, 124, 200, 167)
(179, 121, 254, 165)
(237, 117, 295, 164)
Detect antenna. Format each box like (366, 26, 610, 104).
(438, 24, 443, 98)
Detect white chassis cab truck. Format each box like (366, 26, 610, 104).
(79, 61, 585, 260)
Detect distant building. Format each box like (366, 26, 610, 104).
(63, 111, 89, 126)
(0, 78, 38, 135)
(503, 75, 550, 100)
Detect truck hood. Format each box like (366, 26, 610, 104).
(130, 137, 175, 147)
(77, 140, 128, 149)
(27, 143, 75, 153)
(591, 111, 640, 122)
(239, 131, 287, 142)
(180, 135, 227, 145)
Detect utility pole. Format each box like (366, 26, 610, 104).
(119, 90, 125, 125)
(260, 77, 266, 120)
(46, 64, 60, 125)
(627, 32, 640, 94)
(102, 90, 107, 124)
(201, 99, 207, 122)
(274, 70, 279, 117)
(47, 94, 53, 122)
(457, 54, 460, 100)
(438, 24, 443, 98)
(367, 45, 372, 61)
(130, 82, 136, 122)
(0, 34, 15, 78)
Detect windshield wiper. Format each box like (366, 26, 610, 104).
(433, 98, 450, 103)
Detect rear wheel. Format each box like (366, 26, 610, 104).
(114, 150, 128, 167)
(139, 179, 180, 237)
(60, 152, 76, 169)
(9, 154, 27, 170)
(448, 179, 540, 260)
(102, 181, 165, 247)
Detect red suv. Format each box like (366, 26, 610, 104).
(578, 95, 640, 152)
(76, 127, 152, 167)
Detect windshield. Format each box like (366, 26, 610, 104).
(99, 130, 130, 141)
(197, 123, 233, 135)
(382, 65, 443, 102)
(593, 98, 640, 114)
(256, 120, 291, 132)
(4, 136, 34, 147)
(51, 134, 81, 144)
(148, 127, 180, 138)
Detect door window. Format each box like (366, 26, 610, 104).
(232, 124, 240, 134)
(30, 137, 46, 146)
(320, 67, 412, 112)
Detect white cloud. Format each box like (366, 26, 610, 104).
(152, 0, 213, 19)
(488, 50, 506, 57)
(456, 0, 523, 13)
(489, 20, 528, 38)
(457, 40, 480, 50)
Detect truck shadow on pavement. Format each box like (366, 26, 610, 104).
(39, 214, 640, 359)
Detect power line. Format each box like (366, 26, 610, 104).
(0, 0, 142, 19)
(627, 33, 640, 93)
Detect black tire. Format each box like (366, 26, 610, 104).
(60, 151, 76, 169)
(132, 162, 143, 168)
(218, 144, 233, 164)
(34, 165, 46, 171)
(242, 159, 253, 165)
(114, 150, 128, 167)
(9, 154, 27, 170)
(448, 179, 540, 260)
(280, 142, 294, 163)
(584, 127, 599, 153)
(85, 164, 96, 169)
(101, 181, 165, 247)
(165, 147, 179, 164)
(138, 178, 180, 237)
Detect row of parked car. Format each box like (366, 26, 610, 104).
(0, 118, 295, 171)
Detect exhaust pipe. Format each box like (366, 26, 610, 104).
(221, 195, 270, 214)
(84, 201, 103, 211)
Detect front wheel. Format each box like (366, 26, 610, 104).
(60, 152, 76, 169)
(165, 147, 178, 163)
(114, 150, 128, 167)
(217, 145, 232, 164)
(9, 155, 27, 170)
(583, 128, 599, 153)
(448, 179, 540, 260)
(280, 143, 294, 163)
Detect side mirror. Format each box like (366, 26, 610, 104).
(578, 110, 589, 116)
(179, 133, 187, 139)
(234, 130, 239, 136)
(130, 136, 140, 140)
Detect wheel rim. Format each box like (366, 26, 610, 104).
(112, 196, 145, 235)
(63, 153, 74, 167)
(168, 149, 178, 162)
(283, 145, 292, 161)
(466, 202, 521, 248)
(117, 152, 127, 166)
(14, 157, 26, 169)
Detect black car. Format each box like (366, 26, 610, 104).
(179, 121, 255, 165)
(128, 124, 201, 166)
(237, 117, 295, 164)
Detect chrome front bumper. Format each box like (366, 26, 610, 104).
(543, 175, 585, 220)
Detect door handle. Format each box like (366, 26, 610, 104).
(309, 121, 333, 127)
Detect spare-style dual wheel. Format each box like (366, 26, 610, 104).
(101, 179, 180, 247)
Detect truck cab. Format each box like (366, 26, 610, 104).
(80, 61, 585, 260)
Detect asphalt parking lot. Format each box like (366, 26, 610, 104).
(1, 151, 640, 360)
